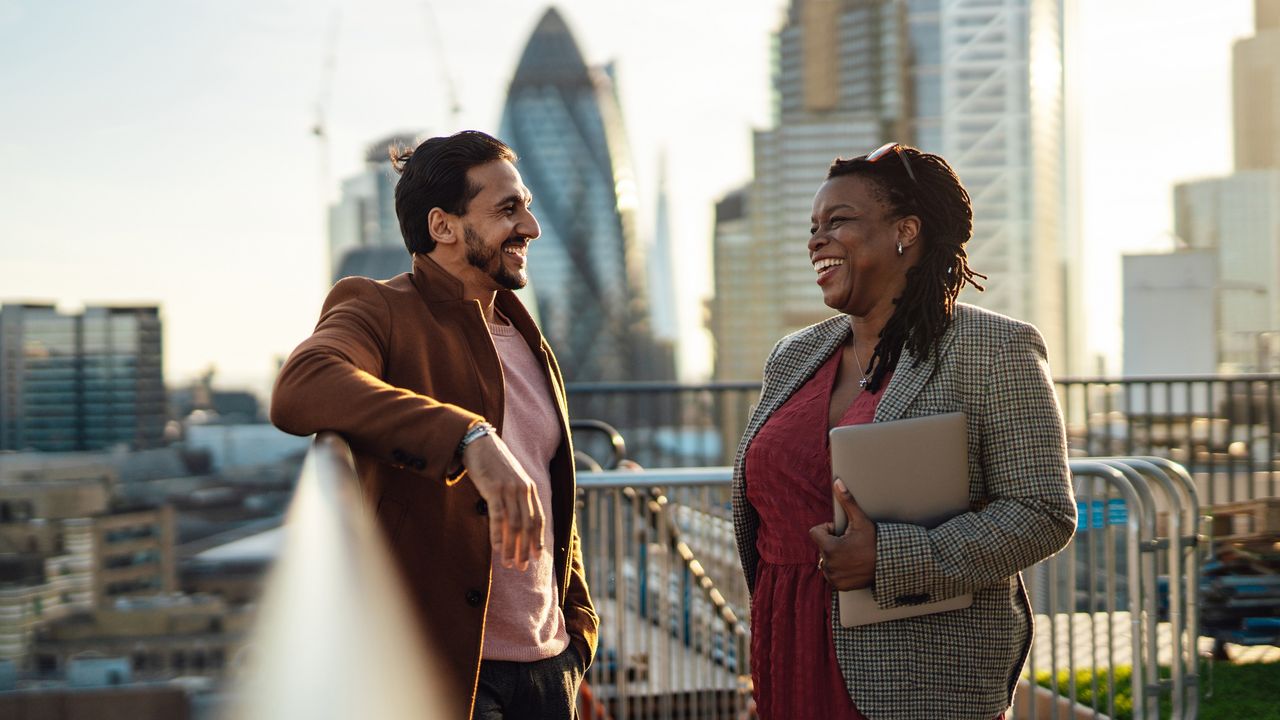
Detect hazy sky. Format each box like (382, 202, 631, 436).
(0, 0, 1257, 392)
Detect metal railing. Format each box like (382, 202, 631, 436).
(577, 468, 751, 720)
(567, 375, 1280, 503)
(576, 458, 1203, 720)
(1019, 457, 1203, 719)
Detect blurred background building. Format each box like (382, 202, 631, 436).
(327, 133, 417, 284)
(1127, 0, 1280, 374)
(709, 0, 1074, 379)
(500, 8, 675, 382)
(0, 304, 166, 452)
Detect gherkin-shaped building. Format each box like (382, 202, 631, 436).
(501, 8, 673, 382)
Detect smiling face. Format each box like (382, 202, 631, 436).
(808, 174, 919, 318)
(452, 159, 539, 293)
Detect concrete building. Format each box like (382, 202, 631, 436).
(1122, 251, 1219, 378)
(709, 188, 758, 382)
(0, 515, 96, 663)
(0, 304, 165, 452)
(0, 469, 176, 667)
(1173, 171, 1280, 372)
(31, 594, 248, 681)
(1138, 0, 1280, 374)
(500, 8, 674, 382)
(1233, 0, 1280, 170)
(90, 506, 177, 604)
(709, 0, 1070, 379)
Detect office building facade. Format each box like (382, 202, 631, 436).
(1144, 1, 1280, 373)
(0, 305, 165, 452)
(1234, 0, 1280, 170)
(1172, 171, 1280, 371)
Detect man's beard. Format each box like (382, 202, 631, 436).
(464, 226, 526, 290)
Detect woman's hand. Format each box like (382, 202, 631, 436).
(808, 479, 877, 590)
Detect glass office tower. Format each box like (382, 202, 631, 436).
(0, 304, 165, 451)
(500, 8, 672, 382)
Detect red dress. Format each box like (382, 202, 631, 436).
(745, 348, 887, 720)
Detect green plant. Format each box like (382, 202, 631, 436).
(1033, 661, 1280, 720)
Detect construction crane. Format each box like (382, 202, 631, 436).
(313, 5, 340, 281)
(420, 1, 462, 127)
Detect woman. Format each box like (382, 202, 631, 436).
(731, 144, 1076, 720)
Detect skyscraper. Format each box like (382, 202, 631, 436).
(710, 0, 1070, 379)
(712, 0, 912, 381)
(1158, 0, 1280, 373)
(1174, 173, 1280, 371)
(0, 304, 165, 451)
(1234, 0, 1280, 170)
(500, 8, 673, 382)
(649, 155, 679, 356)
(909, 0, 1069, 372)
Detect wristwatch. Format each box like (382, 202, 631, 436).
(457, 421, 497, 459)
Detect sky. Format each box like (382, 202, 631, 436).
(0, 0, 1259, 393)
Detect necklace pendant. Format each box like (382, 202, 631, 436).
(858, 377, 869, 389)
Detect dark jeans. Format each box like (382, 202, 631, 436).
(472, 643, 586, 720)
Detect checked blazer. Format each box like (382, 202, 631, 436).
(731, 303, 1077, 720)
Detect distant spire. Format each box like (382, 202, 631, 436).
(649, 151, 679, 343)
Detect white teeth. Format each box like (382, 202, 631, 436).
(813, 258, 844, 273)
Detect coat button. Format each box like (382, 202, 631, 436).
(475, 500, 488, 515)
(392, 449, 407, 462)
(465, 589, 483, 607)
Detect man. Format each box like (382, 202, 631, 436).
(271, 130, 597, 719)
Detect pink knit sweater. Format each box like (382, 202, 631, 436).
(480, 319, 570, 661)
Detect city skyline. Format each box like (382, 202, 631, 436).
(0, 0, 1257, 392)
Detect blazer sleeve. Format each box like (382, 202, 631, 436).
(871, 323, 1077, 608)
(269, 277, 483, 482)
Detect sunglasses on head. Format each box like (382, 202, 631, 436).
(866, 142, 917, 183)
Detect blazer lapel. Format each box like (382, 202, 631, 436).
(754, 316, 850, 427)
(874, 317, 961, 422)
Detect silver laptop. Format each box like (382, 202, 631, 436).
(829, 412, 972, 626)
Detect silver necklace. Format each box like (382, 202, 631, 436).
(850, 336, 871, 389)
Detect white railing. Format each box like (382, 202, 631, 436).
(578, 458, 1203, 720)
(223, 432, 456, 720)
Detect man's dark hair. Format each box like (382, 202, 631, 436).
(390, 130, 517, 254)
(827, 146, 986, 392)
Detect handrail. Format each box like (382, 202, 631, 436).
(581, 467, 748, 665)
(569, 419, 629, 470)
(624, 484, 749, 645)
(224, 432, 455, 720)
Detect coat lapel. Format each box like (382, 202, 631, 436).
(873, 315, 961, 422)
(754, 316, 850, 429)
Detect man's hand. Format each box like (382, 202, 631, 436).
(462, 434, 545, 570)
(808, 478, 877, 590)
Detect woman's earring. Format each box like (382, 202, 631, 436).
(896, 241, 904, 256)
